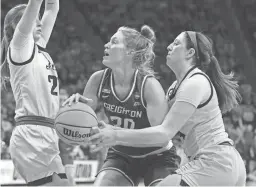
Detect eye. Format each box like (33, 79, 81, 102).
(112, 40, 118, 44)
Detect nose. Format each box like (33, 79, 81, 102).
(104, 42, 110, 49)
(36, 19, 42, 27)
(167, 44, 172, 51)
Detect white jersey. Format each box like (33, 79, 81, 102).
(7, 30, 62, 180)
(167, 68, 232, 159)
(7, 37, 59, 120)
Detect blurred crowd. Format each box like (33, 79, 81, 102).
(1, 0, 256, 185)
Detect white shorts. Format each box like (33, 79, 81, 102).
(9, 125, 65, 183)
(176, 144, 246, 186)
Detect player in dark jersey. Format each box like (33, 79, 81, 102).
(89, 31, 246, 186)
(63, 25, 180, 186)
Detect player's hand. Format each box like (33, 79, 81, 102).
(89, 121, 117, 152)
(62, 93, 93, 106)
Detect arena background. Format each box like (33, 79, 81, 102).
(1, 0, 256, 186)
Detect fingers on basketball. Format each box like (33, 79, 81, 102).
(68, 94, 76, 106)
(90, 126, 100, 136)
(98, 121, 106, 129)
(79, 96, 93, 104)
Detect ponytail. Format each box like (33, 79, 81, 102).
(206, 56, 241, 113)
(185, 31, 241, 113)
(1, 4, 27, 89)
(1, 36, 10, 89)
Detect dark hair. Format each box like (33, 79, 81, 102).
(118, 25, 156, 76)
(1, 4, 27, 87)
(185, 31, 241, 113)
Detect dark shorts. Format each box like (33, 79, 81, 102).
(97, 146, 181, 186)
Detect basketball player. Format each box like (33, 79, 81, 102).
(89, 31, 247, 186)
(1, 0, 70, 185)
(63, 25, 181, 186)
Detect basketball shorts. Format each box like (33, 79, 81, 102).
(97, 146, 181, 186)
(175, 144, 246, 186)
(9, 125, 66, 183)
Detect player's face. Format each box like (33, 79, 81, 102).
(166, 32, 187, 69)
(33, 16, 42, 42)
(103, 31, 126, 68)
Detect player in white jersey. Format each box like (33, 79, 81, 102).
(1, 0, 70, 185)
(89, 31, 246, 186)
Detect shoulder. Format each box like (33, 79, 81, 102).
(144, 77, 165, 103)
(175, 73, 212, 107)
(181, 73, 210, 91)
(89, 69, 106, 84)
(144, 77, 163, 92)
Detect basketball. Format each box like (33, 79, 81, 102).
(54, 102, 98, 146)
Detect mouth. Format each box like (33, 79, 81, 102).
(104, 51, 110, 57)
(36, 29, 42, 34)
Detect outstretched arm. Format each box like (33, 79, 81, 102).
(12, 0, 43, 48)
(40, 0, 59, 47)
(114, 76, 210, 147)
(10, 0, 43, 63)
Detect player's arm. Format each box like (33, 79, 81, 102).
(10, 0, 43, 63)
(63, 70, 104, 111)
(113, 76, 209, 147)
(82, 70, 104, 111)
(12, 0, 43, 47)
(144, 77, 169, 128)
(39, 0, 59, 47)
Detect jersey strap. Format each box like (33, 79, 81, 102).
(16, 115, 54, 128)
(189, 72, 214, 108)
(136, 73, 154, 108)
(97, 68, 111, 99)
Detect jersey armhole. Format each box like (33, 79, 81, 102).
(140, 75, 153, 108)
(97, 68, 110, 99)
(189, 72, 213, 108)
(8, 43, 36, 66)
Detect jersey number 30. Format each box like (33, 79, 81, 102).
(110, 116, 135, 129)
(48, 75, 58, 96)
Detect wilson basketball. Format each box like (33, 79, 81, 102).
(54, 102, 98, 146)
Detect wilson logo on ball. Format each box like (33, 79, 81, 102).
(63, 128, 91, 138)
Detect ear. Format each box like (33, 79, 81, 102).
(186, 48, 196, 59)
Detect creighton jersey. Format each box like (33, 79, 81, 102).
(8, 44, 59, 120)
(98, 68, 166, 158)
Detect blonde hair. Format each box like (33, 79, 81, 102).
(118, 25, 156, 76)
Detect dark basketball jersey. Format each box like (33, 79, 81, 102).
(97, 68, 168, 158)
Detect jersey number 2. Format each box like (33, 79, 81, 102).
(48, 75, 58, 96)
